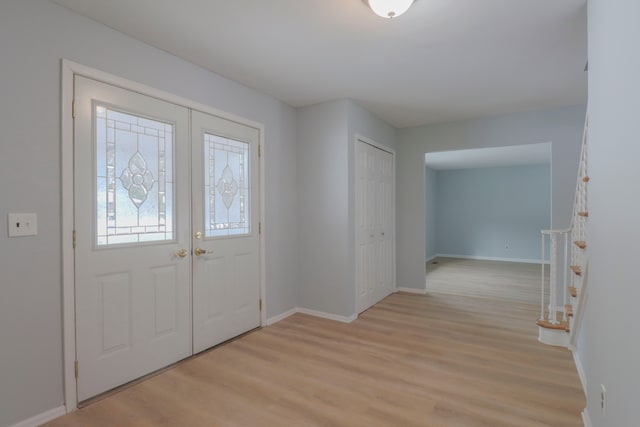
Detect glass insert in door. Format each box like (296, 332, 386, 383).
(95, 105, 175, 246)
(203, 133, 250, 237)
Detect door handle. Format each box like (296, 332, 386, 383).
(176, 249, 188, 258)
(194, 247, 207, 256)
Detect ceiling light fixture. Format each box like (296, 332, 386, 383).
(366, 0, 415, 19)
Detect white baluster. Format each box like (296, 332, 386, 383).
(563, 231, 569, 322)
(549, 233, 557, 324)
(541, 233, 545, 321)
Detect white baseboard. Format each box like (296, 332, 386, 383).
(397, 287, 427, 295)
(266, 307, 357, 325)
(266, 308, 298, 326)
(436, 253, 549, 265)
(581, 408, 592, 427)
(425, 254, 438, 263)
(9, 406, 66, 427)
(572, 348, 588, 397)
(296, 308, 356, 323)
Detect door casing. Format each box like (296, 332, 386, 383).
(61, 59, 266, 412)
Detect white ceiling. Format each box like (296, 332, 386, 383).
(424, 142, 551, 170)
(53, 0, 587, 128)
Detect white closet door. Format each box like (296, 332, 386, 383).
(191, 110, 261, 354)
(74, 76, 191, 401)
(356, 139, 395, 313)
(373, 146, 395, 303)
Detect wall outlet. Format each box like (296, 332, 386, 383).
(601, 384, 607, 415)
(504, 244, 509, 251)
(8, 213, 38, 237)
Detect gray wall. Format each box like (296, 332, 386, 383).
(0, 1, 298, 426)
(296, 99, 396, 318)
(397, 106, 585, 290)
(424, 166, 438, 260)
(296, 100, 351, 316)
(435, 165, 551, 261)
(581, 1, 640, 425)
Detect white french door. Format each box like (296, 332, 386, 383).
(74, 76, 260, 401)
(356, 139, 395, 313)
(191, 111, 261, 353)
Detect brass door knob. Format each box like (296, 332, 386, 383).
(194, 247, 207, 256)
(177, 249, 188, 258)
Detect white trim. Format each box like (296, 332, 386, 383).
(397, 287, 427, 295)
(581, 408, 592, 427)
(60, 60, 77, 413)
(266, 308, 298, 326)
(537, 326, 570, 347)
(572, 348, 588, 396)
(425, 254, 437, 263)
(355, 134, 395, 155)
(436, 253, 549, 265)
(61, 59, 267, 410)
(9, 406, 66, 427)
(297, 308, 357, 323)
(266, 307, 360, 325)
(259, 118, 267, 327)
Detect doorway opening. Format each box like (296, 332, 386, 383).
(424, 143, 551, 303)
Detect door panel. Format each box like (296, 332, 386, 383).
(74, 76, 191, 401)
(191, 110, 261, 354)
(356, 140, 395, 313)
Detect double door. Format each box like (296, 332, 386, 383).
(356, 139, 395, 313)
(73, 76, 260, 401)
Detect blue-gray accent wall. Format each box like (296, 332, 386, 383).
(434, 164, 550, 261)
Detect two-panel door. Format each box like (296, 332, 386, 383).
(74, 76, 260, 401)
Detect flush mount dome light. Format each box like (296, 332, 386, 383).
(366, 0, 415, 18)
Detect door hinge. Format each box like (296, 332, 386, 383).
(72, 230, 77, 249)
(74, 361, 79, 378)
(259, 299, 262, 311)
(258, 144, 261, 158)
(259, 222, 262, 235)
(72, 100, 76, 119)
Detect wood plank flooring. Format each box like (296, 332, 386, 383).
(46, 292, 584, 426)
(426, 257, 549, 304)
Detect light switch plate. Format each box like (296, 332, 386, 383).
(8, 213, 38, 237)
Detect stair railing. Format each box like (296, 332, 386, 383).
(539, 115, 588, 339)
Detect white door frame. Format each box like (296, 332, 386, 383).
(353, 135, 396, 315)
(61, 59, 266, 412)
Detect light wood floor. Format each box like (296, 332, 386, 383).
(426, 257, 549, 304)
(46, 293, 584, 426)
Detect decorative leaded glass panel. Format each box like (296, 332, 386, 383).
(95, 105, 174, 245)
(203, 133, 250, 237)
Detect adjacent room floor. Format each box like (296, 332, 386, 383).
(426, 256, 549, 304)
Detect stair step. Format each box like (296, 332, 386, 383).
(578, 211, 589, 218)
(565, 304, 574, 317)
(536, 319, 570, 332)
(582, 176, 590, 183)
(574, 240, 587, 249)
(570, 265, 582, 276)
(569, 287, 577, 298)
